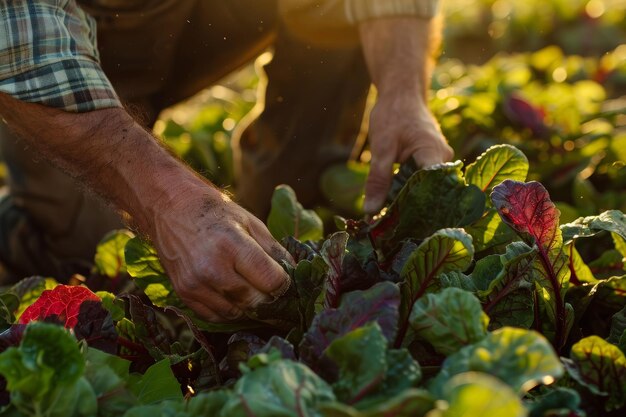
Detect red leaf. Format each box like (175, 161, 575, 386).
(19, 285, 100, 328)
(491, 180, 561, 252)
(491, 180, 570, 350)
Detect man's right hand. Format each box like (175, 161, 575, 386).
(150, 184, 293, 322)
(0, 95, 292, 322)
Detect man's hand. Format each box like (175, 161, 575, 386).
(359, 17, 453, 214)
(365, 94, 452, 214)
(151, 184, 293, 322)
(0, 94, 292, 322)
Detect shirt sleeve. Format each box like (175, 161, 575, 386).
(0, 0, 121, 112)
(278, 0, 440, 46)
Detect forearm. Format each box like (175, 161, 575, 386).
(358, 16, 440, 100)
(0, 93, 220, 235)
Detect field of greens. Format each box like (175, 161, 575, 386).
(0, 1, 625, 416)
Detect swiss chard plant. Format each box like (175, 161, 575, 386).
(0, 144, 624, 417)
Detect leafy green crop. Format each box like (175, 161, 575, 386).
(0, 144, 624, 417)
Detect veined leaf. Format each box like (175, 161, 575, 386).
(0, 322, 97, 417)
(220, 356, 335, 417)
(300, 282, 400, 371)
(94, 230, 134, 279)
(465, 208, 517, 253)
(18, 285, 100, 328)
(465, 144, 529, 195)
(408, 288, 488, 354)
(125, 238, 183, 308)
(267, 185, 324, 242)
(369, 162, 485, 257)
(325, 323, 388, 404)
(314, 322, 423, 410)
(430, 327, 563, 395)
(527, 387, 582, 417)
(566, 243, 597, 285)
(318, 389, 434, 417)
(429, 372, 526, 417)
(492, 180, 571, 350)
(397, 228, 474, 346)
(11, 276, 58, 320)
(321, 232, 349, 309)
(479, 242, 537, 327)
(561, 210, 626, 244)
(563, 336, 626, 411)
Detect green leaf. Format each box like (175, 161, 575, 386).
(325, 323, 388, 404)
(465, 144, 529, 195)
(608, 307, 626, 349)
(486, 289, 535, 330)
(397, 228, 474, 345)
(563, 336, 626, 410)
(408, 288, 488, 355)
(0, 322, 97, 417)
(97, 291, 127, 321)
(0, 292, 19, 331)
(125, 237, 183, 308)
(94, 229, 134, 278)
(320, 162, 368, 215)
(429, 373, 526, 417)
(85, 348, 138, 416)
(566, 243, 597, 284)
(479, 242, 537, 329)
(561, 210, 626, 244)
(614, 232, 626, 262)
(11, 276, 58, 320)
(430, 327, 563, 395)
(248, 255, 328, 331)
(267, 185, 324, 242)
(465, 209, 517, 253)
(527, 388, 582, 417)
(220, 358, 336, 417)
(129, 359, 183, 405)
(369, 162, 485, 257)
(319, 389, 434, 417)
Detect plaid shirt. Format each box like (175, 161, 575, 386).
(0, 0, 121, 112)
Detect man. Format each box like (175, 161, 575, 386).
(0, 0, 452, 322)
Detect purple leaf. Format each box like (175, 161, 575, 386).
(491, 180, 571, 350)
(73, 300, 118, 354)
(321, 232, 349, 309)
(299, 282, 400, 372)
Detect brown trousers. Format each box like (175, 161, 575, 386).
(0, 0, 371, 282)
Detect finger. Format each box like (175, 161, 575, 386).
(250, 218, 296, 267)
(412, 138, 454, 168)
(233, 232, 291, 298)
(183, 287, 244, 320)
(211, 271, 274, 308)
(182, 297, 233, 323)
(363, 151, 395, 214)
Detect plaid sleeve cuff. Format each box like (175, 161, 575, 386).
(0, 58, 121, 112)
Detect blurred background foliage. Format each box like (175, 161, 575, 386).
(2, 0, 623, 222)
(152, 0, 626, 222)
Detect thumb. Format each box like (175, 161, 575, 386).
(363, 152, 395, 214)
